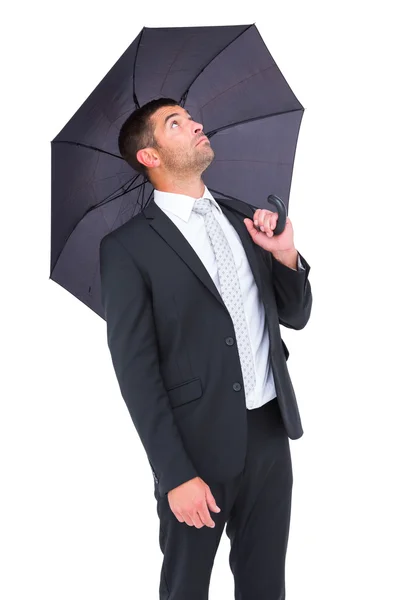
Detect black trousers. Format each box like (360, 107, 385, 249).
(153, 397, 293, 600)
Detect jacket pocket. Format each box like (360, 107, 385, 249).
(166, 376, 203, 408)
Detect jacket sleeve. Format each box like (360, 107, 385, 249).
(99, 233, 199, 496)
(270, 250, 313, 330)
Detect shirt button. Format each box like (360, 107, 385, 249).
(225, 337, 235, 346)
(233, 382, 242, 391)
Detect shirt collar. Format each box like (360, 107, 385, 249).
(153, 185, 222, 223)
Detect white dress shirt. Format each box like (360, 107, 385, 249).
(153, 185, 305, 410)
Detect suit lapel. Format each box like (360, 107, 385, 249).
(142, 196, 271, 309)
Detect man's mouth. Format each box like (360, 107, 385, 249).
(195, 136, 208, 146)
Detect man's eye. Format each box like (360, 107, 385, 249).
(171, 120, 178, 127)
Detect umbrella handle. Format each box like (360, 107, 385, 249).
(267, 194, 287, 236)
(253, 194, 287, 235)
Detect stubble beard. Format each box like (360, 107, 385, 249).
(162, 143, 215, 177)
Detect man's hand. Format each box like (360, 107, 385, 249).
(243, 209, 295, 254)
(167, 476, 221, 528)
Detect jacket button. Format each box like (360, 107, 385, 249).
(225, 337, 235, 345)
(233, 382, 242, 391)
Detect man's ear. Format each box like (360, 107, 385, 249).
(136, 148, 159, 170)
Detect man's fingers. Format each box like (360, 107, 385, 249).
(259, 213, 278, 236)
(173, 508, 194, 526)
(191, 511, 206, 528)
(174, 510, 185, 523)
(183, 512, 195, 526)
(206, 487, 221, 514)
(253, 209, 261, 225)
(181, 509, 203, 528)
(169, 479, 220, 528)
(244, 218, 259, 235)
(270, 213, 278, 233)
(198, 505, 215, 528)
(194, 496, 215, 528)
(177, 505, 215, 529)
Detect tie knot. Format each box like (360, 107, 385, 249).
(192, 197, 213, 216)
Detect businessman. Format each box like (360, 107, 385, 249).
(99, 97, 312, 599)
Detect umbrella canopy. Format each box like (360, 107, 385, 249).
(51, 23, 304, 318)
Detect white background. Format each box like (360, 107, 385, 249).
(1, 1, 399, 598)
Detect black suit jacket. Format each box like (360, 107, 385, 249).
(99, 196, 312, 496)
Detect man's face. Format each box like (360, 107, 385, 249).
(149, 105, 214, 175)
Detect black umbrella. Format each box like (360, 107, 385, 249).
(50, 23, 304, 318)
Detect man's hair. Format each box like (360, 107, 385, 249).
(118, 97, 179, 180)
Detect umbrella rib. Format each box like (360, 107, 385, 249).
(87, 184, 154, 297)
(137, 180, 155, 211)
(179, 23, 254, 105)
(144, 187, 155, 209)
(50, 178, 147, 278)
(201, 64, 276, 110)
(207, 186, 248, 204)
(132, 27, 145, 108)
(103, 180, 148, 235)
(52, 140, 124, 160)
(208, 187, 258, 212)
(88, 179, 145, 212)
(205, 107, 303, 138)
(208, 188, 247, 203)
(97, 174, 142, 206)
(160, 34, 197, 96)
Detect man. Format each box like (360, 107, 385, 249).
(99, 97, 312, 599)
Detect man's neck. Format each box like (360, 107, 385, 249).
(154, 178, 206, 199)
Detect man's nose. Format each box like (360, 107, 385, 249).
(192, 121, 203, 135)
